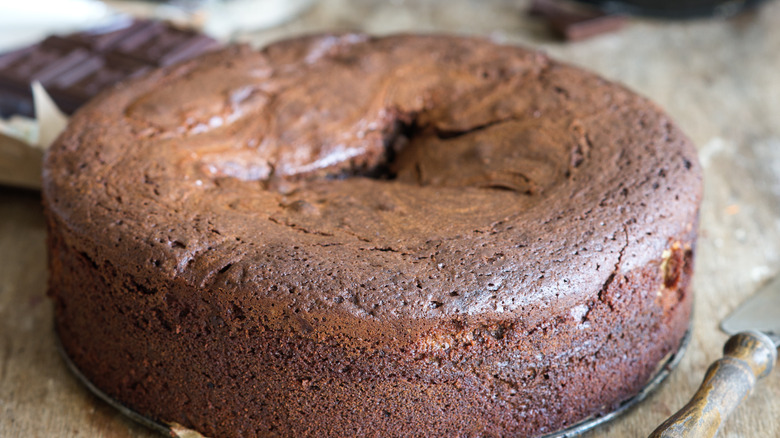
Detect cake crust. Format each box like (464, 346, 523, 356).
(44, 34, 701, 437)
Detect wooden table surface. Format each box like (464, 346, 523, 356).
(2, 0, 780, 436)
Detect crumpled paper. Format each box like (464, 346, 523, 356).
(0, 83, 68, 189)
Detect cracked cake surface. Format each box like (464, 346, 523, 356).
(44, 34, 701, 437)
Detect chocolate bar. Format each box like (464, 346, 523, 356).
(0, 19, 220, 118)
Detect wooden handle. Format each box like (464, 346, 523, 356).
(649, 331, 777, 438)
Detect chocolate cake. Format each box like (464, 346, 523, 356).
(43, 34, 701, 437)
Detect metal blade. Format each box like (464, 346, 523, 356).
(721, 274, 780, 347)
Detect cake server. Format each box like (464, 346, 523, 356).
(650, 275, 780, 437)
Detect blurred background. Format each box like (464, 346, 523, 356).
(1, 1, 779, 437)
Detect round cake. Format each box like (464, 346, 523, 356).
(44, 34, 702, 437)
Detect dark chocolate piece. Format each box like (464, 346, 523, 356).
(530, 0, 627, 41)
(0, 19, 219, 118)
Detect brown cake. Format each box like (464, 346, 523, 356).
(43, 34, 701, 437)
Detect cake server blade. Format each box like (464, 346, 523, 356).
(721, 274, 780, 340)
(650, 276, 780, 438)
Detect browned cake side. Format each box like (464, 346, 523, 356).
(43, 34, 702, 437)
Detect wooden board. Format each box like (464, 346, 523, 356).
(2, 0, 780, 436)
